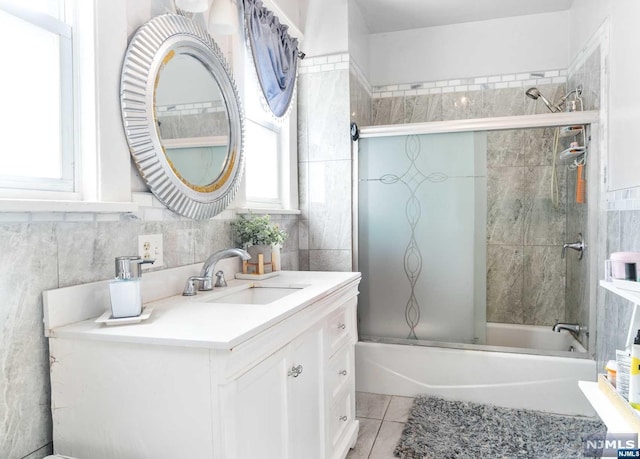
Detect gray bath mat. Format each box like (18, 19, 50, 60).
(395, 395, 606, 459)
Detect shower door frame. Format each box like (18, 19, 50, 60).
(352, 110, 600, 357)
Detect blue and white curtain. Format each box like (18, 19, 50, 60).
(243, 0, 300, 118)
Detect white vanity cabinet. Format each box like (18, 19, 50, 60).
(229, 325, 324, 459)
(46, 270, 360, 459)
(223, 296, 358, 459)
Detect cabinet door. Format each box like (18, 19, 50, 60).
(235, 346, 289, 459)
(288, 327, 324, 459)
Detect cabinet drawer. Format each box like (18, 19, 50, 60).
(329, 390, 354, 451)
(326, 298, 356, 357)
(327, 345, 353, 401)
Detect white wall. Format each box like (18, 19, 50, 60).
(302, 0, 348, 57)
(569, 0, 640, 191)
(368, 11, 569, 86)
(348, 0, 370, 74)
(265, 0, 305, 34)
(568, 0, 609, 59)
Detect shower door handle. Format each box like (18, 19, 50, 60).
(561, 233, 585, 260)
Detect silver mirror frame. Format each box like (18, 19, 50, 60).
(120, 14, 244, 220)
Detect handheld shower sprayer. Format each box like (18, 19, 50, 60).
(525, 85, 584, 113)
(525, 87, 561, 113)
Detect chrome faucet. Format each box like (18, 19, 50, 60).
(561, 233, 585, 260)
(183, 248, 251, 296)
(552, 322, 581, 334)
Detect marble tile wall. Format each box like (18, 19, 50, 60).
(298, 55, 353, 272)
(486, 127, 569, 326)
(371, 82, 568, 124)
(0, 208, 299, 459)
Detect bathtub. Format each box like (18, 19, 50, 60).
(485, 322, 587, 353)
(356, 323, 596, 416)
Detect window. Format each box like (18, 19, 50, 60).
(244, 119, 281, 204)
(0, 0, 136, 211)
(241, 56, 297, 211)
(0, 0, 75, 192)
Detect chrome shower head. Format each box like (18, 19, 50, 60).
(525, 87, 561, 113)
(525, 87, 541, 99)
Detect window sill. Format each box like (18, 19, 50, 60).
(0, 198, 139, 214)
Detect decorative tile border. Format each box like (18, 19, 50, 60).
(372, 70, 567, 98)
(299, 53, 350, 74)
(607, 188, 640, 211)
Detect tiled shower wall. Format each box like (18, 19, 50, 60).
(369, 71, 567, 124)
(485, 127, 569, 325)
(0, 203, 299, 459)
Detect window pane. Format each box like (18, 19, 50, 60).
(0, 10, 62, 179)
(245, 121, 279, 201)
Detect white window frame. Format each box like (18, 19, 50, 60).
(0, 1, 75, 193)
(0, 0, 137, 213)
(232, 32, 299, 213)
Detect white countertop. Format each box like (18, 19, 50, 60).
(47, 270, 360, 350)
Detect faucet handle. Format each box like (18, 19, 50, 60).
(183, 276, 206, 296)
(214, 271, 227, 288)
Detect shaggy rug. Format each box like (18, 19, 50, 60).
(394, 395, 606, 459)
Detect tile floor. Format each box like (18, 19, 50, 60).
(346, 392, 414, 459)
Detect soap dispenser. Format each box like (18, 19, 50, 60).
(109, 256, 154, 318)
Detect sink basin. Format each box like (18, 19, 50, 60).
(203, 285, 305, 305)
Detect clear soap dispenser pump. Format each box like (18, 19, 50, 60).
(109, 256, 154, 318)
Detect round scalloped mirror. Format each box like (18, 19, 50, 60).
(120, 14, 244, 219)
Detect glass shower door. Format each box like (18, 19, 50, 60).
(357, 132, 487, 344)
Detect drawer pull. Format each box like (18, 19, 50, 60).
(338, 323, 346, 330)
(339, 415, 348, 422)
(288, 365, 303, 378)
(339, 370, 348, 376)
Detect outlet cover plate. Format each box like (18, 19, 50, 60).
(138, 234, 163, 269)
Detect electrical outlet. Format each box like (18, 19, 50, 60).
(138, 234, 163, 269)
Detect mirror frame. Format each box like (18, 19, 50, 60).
(120, 14, 244, 220)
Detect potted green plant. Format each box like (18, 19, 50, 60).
(231, 214, 287, 270)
